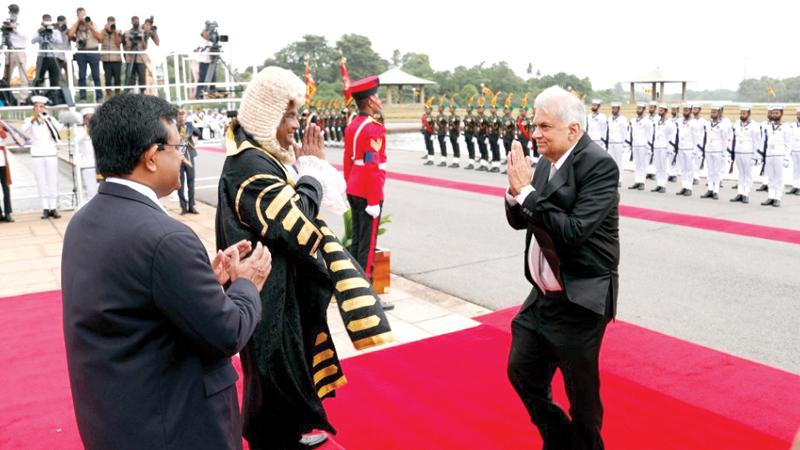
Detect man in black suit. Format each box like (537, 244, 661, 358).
(505, 86, 620, 450)
(61, 94, 272, 450)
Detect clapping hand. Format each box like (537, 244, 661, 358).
(296, 123, 325, 160)
(506, 140, 533, 196)
(212, 240, 252, 286)
(213, 241, 272, 291)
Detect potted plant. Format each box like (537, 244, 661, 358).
(342, 209, 392, 294)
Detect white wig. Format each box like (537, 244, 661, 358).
(237, 66, 306, 164)
(533, 86, 586, 130)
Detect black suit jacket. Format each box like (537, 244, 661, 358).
(506, 133, 620, 317)
(61, 181, 262, 450)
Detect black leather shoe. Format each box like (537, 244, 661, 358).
(379, 299, 395, 311)
(712, 192, 719, 200)
(646, 174, 655, 180)
(730, 194, 743, 202)
(732, 183, 738, 189)
(668, 175, 677, 183)
(41, 209, 50, 219)
(653, 186, 666, 193)
(2, 213, 13, 222)
(49, 209, 61, 219)
(476, 166, 488, 172)
(772, 200, 781, 207)
(761, 198, 774, 206)
(700, 190, 713, 199)
(675, 188, 686, 196)
(449, 163, 459, 168)
(627, 183, 640, 190)
(489, 167, 500, 173)
(742, 196, 749, 204)
(786, 187, 800, 195)
(683, 189, 692, 196)
(756, 184, 768, 192)
(189, 208, 199, 214)
(693, 179, 699, 185)
(179, 209, 187, 216)
(437, 161, 447, 167)
(423, 160, 434, 166)
(464, 164, 474, 170)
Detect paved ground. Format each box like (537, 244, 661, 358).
(5, 138, 799, 373)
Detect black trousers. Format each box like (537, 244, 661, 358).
(0, 168, 11, 216)
(503, 135, 514, 156)
(177, 157, 195, 211)
(347, 195, 382, 280)
(448, 130, 461, 158)
(103, 61, 122, 91)
(464, 132, 475, 159)
(477, 132, 489, 161)
(126, 62, 147, 93)
(437, 133, 447, 156)
(489, 133, 501, 162)
(423, 131, 434, 155)
(508, 288, 609, 450)
(532, 139, 540, 158)
(34, 57, 60, 87)
(519, 137, 531, 158)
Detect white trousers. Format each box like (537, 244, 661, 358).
(608, 143, 626, 180)
(81, 167, 99, 202)
(735, 154, 754, 196)
(32, 156, 58, 210)
(765, 157, 784, 200)
(678, 150, 695, 189)
(706, 153, 724, 192)
(653, 147, 669, 187)
(792, 152, 800, 187)
(633, 146, 650, 183)
(692, 150, 702, 180)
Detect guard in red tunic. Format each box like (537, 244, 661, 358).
(343, 75, 393, 310)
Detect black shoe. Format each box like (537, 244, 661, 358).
(742, 196, 749, 204)
(756, 184, 768, 192)
(189, 208, 199, 214)
(489, 167, 500, 173)
(693, 179, 699, 185)
(501, 169, 507, 174)
(712, 192, 719, 200)
(423, 160, 434, 166)
(379, 299, 395, 311)
(437, 161, 447, 167)
(646, 174, 655, 180)
(297, 432, 329, 449)
(449, 163, 459, 168)
(730, 194, 743, 202)
(179, 209, 187, 216)
(786, 187, 800, 195)
(41, 209, 50, 219)
(700, 190, 714, 199)
(501, 160, 508, 165)
(651, 186, 666, 193)
(2, 214, 12, 222)
(464, 164, 474, 170)
(732, 183, 738, 189)
(476, 166, 488, 172)
(684, 189, 693, 196)
(668, 175, 677, 183)
(627, 183, 640, 190)
(761, 198, 774, 206)
(772, 200, 781, 207)
(675, 188, 685, 196)
(49, 209, 61, 219)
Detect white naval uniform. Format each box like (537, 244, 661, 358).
(629, 115, 654, 183)
(586, 112, 608, 149)
(789, 120, 800, 189)
(763, 122, 791, 200)
(732, 120, 761, 196)
(75, 126, 99, 202)
(22, 115, 62, 210)
(646, 114, 658, 176)
(606, 114, 628, 180)
(704, 120, 731, 193)
(653, 117, 673, 187)
(674, 118, 697, 190)
(690, 117, 708, 180)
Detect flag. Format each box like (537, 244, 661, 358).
(304, 55, 316, 105)
(339, 51, 352, 99)
(767, 86, 776, 97)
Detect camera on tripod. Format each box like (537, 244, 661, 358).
(204, 20, 228, 50)
(38, 21, 55, 47)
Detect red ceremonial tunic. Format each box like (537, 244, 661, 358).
(421, 114, 433, 133)
(343, 114, 387, 205)
(517, 116, 530, 139)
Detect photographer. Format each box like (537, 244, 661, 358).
(68, 7, 103, 102)
(54, 16, 70, 83)
(194, 23, 214, 99)
(122, 15, 159, 94)
(30, 14, 63, 90)
(100, 16, 121, 96)
(2, 4, 27, 102)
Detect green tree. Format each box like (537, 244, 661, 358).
(401, 52, 435, 80)
(335, 34, 389, 81)
(260, 35, 338, 83)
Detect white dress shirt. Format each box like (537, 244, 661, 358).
(506, 141, 577, 294)
(105, 177, 168, 213)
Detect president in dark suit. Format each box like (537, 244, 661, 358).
(61, 94, 272, 450)
(504, 86, 620, 450)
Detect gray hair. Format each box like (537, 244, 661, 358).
(533, 86, 586, 130)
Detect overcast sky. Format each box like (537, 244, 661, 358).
(17, 0, 800, 92)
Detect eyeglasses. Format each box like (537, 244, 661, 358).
(157, 143, 188, 155)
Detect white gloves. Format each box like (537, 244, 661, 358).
(365, 204, 381, 218)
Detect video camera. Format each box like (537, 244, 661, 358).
(37, 21, 55, 48)
(204, 20, 228, 50)
(1, 5, 17, 47)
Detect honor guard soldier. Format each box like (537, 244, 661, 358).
(755, 108, 776, 192)
(475, 100, 490, 171)
(501, 96, 516, 160)
(462, 100, 477, 169)
(447, 101, 461, 168)
(606, 102, 628, 185)
(646, 101, 658, 180)
(651, 104, 672, 193)
(421, 100, 435, 165)
(488, 95, 502, 172)
(628, 102, 654, 190)
(667, 105, 680, 182)
(517, 95, 532, 158)
(343, 76, 395, 293)
(699, 105, 731, 199)
(690, 104, 707, 185)
(22, 95, 63, 219)
(586, 99, 608, 150)
(787, 107, 800, 195)
(760, 105, 791, 207)
(674, 105, 698, 196)
(730, 104, 761, 203)
(435, 101, 449, 166)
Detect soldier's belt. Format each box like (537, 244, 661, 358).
(353, 159, 387, 170)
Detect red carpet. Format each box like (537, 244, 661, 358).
(2, 291, 798, 449)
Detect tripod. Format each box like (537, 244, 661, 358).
(200, 44, 236, 99)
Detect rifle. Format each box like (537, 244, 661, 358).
(626, 126, 633, 161)
(728, 132, 736, 174)
(602, 124, 609, 149)
(669, 126, 680, 165)
(648, 123, 656, 165)
(758, 130, 768, 176)
(697, 129, 707, 170)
